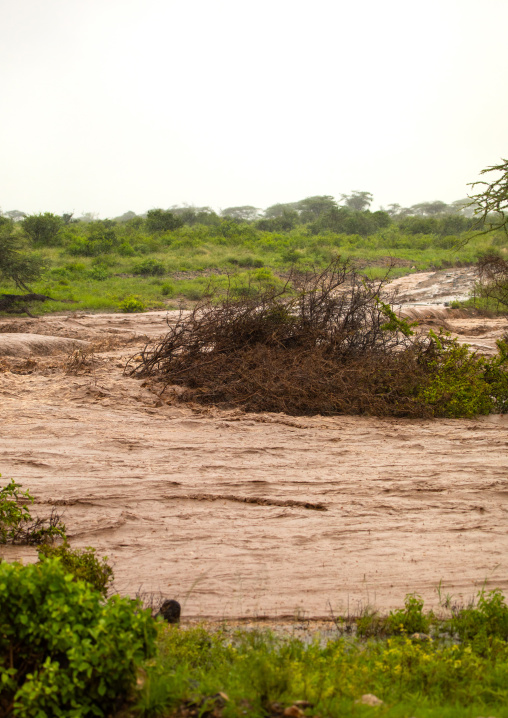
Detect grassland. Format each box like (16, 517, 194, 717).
(3, 218, 507, 314)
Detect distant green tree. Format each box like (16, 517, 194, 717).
(383, 203, 404, 217)
(439, 214, 474, 235)
(407, 201, 450, 216)
(3, 210, 27, 222)
(295, 195, 338, 222)
(146, 209, 184, 233)
(399, 216, 439, 235)
(22, 213, 62, 245)
(340, 191, 373, 211)
(114, 211, 137, 223)
(263, 196, 338, 223)
(169, 205, 220, 226)
(0, 218, 44, 290)
(263, 202, 299, 219)
(256, 209, 299, 232)
(221, 206, 261, 222)
(311, 207, 390, 236)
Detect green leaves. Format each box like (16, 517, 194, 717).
(0, 476, 66, 545)
(417, 331, 508, 417)
(0, 478, 34, 543)
(37, 543, 114, 597)
(0, 559, 156, 717)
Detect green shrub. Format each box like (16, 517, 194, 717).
(22, 213, 62, 246)
(0, 559, 156, 717)
(67, 223, 119, 257)
(37, 543, 114, 596)
(418, 332, 508, 417)
(52, 261, 87, 279)
(88, 265, 110, 281)
(386, 594, 432, 635)
(0, 478, 32, 543)
(91, 255, 116, 268)
(131, 258, 166, 276)
(449, 589, 508, 653)
(237, 255, 264, 268)
(146, 209, 183, 233)
(252, 267, 275, 283)
(118, 241, 135, 256)
(0, 477, 66, 545)
(119, 295, 146, 313)
(161, 282, 175, 297)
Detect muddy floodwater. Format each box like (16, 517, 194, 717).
(1, 267, 508, 619)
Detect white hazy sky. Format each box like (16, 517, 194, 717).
(1, 0, 507, 218)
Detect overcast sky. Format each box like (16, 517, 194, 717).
(1, 0, 507, 218)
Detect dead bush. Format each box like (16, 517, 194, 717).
(129, 258, 442, 417)
(65, 347, 96, 375)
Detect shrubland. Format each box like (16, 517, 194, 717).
(0, 201, 505, 313)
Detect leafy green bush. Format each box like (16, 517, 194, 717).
(418, 332, 508, 417)
(182, 285, 206, 301)
(386, 593, 432, 635)
(132, 258, 166, 276)
(450, 589, 508, 652)
(0, 559, 156, 717)
(37, 543, 114, 596)
(0, 477, 66, 545)
(119, 295, 146, 313)
(118, 241, 136, 256)
(22, 213, 62, 246)
(66, 222, 119, 257)
(237, 255, 264, 268)
(0, 478, 32, 543)
(146, 209, 183, 233)
(88, 265, 110, 281)
(161, 282, 175, 297)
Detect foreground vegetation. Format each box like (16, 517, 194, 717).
(137, 602, 508, 718)
(3, 551, 508, 717)
(3, 467, 508, 718)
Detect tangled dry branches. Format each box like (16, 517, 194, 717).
(129, 258, 437, 417)
(477, 253, 508, 310)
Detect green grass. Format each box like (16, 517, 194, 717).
(136, 625, 508, 717)
(131, 589, 508, 717)
(1, 225, 507, 314)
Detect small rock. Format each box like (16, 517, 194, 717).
(356, 693, 383, 706)
(156, 599, 181, 624)
(283, 706, 304, 718)
(411, 632, 432, 642)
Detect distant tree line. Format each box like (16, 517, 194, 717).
(0, 185, 498, 281)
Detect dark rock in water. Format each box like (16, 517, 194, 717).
(156, 599, 181, 624)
